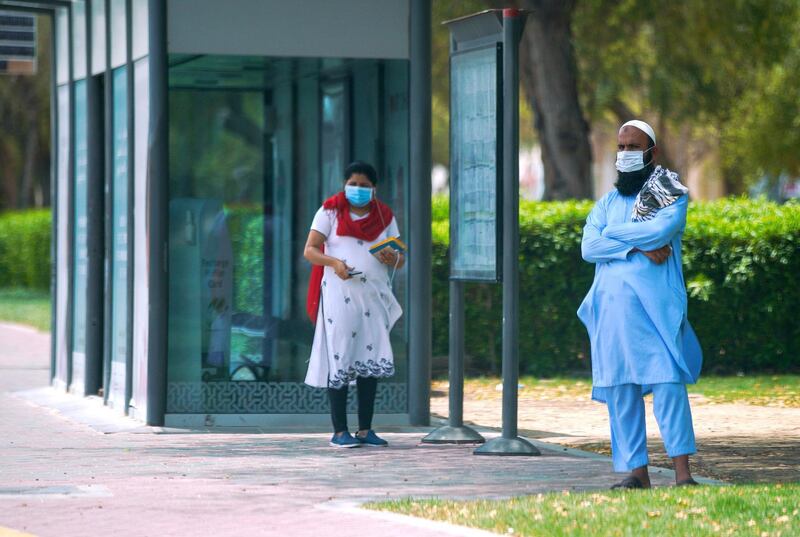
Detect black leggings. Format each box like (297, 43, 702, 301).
(328, 377, 378, 433)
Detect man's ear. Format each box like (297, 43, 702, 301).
(651, 145, 660, 161)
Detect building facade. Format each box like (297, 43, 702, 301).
(0, 0, 432, 427)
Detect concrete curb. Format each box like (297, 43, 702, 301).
(318, 499, 501, 537)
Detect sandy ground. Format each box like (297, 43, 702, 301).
(431, 381, 800, 483)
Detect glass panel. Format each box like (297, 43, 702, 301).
(166, 55, 409, 415)
(110, 0, 127, 68)
(71, 79, 89, 393)
(131, 57, 150, 419)
(72, 0, 87, 79)
(320, 79, 349, 199)
(270, 62, 293, 321)
(54, 84, 71, 387)
(91, 0, 106, 75)
(108, 66, 129, 409)
(381, 60, 410, 341)
(352, 63, 379, 169)
(55, 8, 68, 84)
(132, 0, 148, 60)
(293, 63, 320, 327)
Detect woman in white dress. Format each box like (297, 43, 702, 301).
(303, 162, 405, 448)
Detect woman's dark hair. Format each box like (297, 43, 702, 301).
(344, 161, 378, 185)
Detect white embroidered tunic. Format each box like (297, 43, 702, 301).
(304, 207, 402, 389)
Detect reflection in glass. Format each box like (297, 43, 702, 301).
(71, 80, 88, 391)
(108, 67, 129, 409)
(54, 84, 70, 386)
(166, 55, 409, 415)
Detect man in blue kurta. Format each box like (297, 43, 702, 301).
(578, 120, 702, 489)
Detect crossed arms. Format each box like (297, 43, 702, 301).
(581, 195, 688, 265)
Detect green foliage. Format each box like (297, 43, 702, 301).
(430, 0, 537, 166)
(722, 39, 800, 181)
(431, 196, 800, 375)
(3, 199, 799, 376)
(572, 0, 800, 187)
(0, 209, 51, 290)
(0, 15, 52, 210)
(681, 199, 800, 372)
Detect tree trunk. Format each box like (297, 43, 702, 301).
(518, 0, 592, 199)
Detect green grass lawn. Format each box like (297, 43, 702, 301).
(0, 288, 51, 332)
(368, 484, 799, 537)
(690, 375, 800, 407)
(435, 374, 800, 408)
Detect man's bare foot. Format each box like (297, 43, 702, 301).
(631, 466, 652, 487)
(672, 454, 696, 485)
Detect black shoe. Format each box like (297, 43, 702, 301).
(611, 476, 646, 490)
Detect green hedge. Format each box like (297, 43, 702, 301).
(432, 197, 800, 376)
(0, 209, 51, 290)
(3, 199, 798, 376)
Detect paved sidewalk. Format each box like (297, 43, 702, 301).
(0, 323, 679, 537)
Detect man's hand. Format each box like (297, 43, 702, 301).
(636, 245, 672, 265)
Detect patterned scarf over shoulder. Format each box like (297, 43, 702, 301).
(631, 165, 689, 222)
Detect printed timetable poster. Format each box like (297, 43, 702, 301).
(450, 44, 502, 282)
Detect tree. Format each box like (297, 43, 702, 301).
(572, 0, 800, 191)
(433, 0, 592, 199)
(0, 15, 51, 210)
(515, 0, 592, 199)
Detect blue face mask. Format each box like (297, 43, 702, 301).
(344, 185, 373, 207)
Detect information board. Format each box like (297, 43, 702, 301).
(450, 44, 502, 281)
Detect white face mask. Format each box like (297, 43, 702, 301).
(615, 148, 653, 173)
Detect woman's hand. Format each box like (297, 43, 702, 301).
(378, 248, 400, 266)
(332, 259, 353, 280)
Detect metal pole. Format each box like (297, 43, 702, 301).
(48, 7, 58, 385)
(65, 1, 74, 390)
(422, 280, 485, 443)
(449, 280, 464, 427)
(145, 0, 167, 426)
(475, 8, 538, 456)
(102, 0, 113, 404)
(124, 0, 134, 415)
(408, 0, 432, 426)
(85, 0, 104, 396)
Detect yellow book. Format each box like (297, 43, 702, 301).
(369, 236, 407, 257)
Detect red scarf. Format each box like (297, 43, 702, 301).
(306, 192, 394, 323)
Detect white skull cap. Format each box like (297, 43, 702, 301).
(620, 119, 656, 145)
